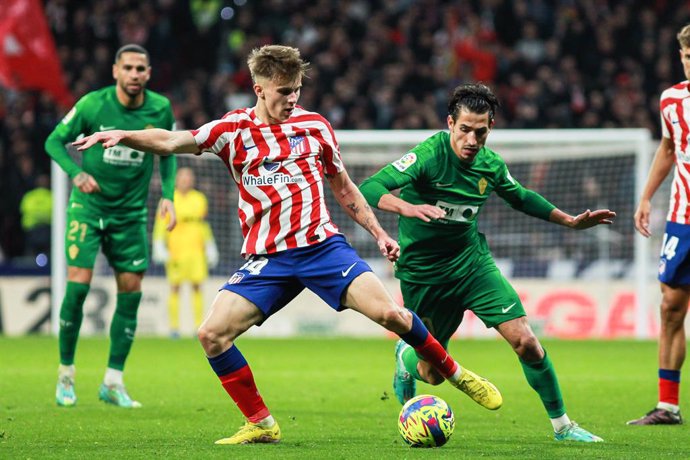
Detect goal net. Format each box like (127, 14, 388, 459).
(51, 129, 656, 338)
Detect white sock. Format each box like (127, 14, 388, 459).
(550, 414, 572, 432)
(58, 364, 75, 379)
(448, 362, 462, 382)
(257, 415, 275, 428)
(104, 368, 124, 386)
(657, 402, 680, 414)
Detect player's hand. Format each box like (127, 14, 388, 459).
(570, 209, 616, 229)
(377, 234, 400, 262)
(634, 200, 652, 238)
(73, 130, 126, 150)
(152, 239, 169, 264)
(72, 172, 101, 193)
(206, 240, 219, 268)
(159, 198, 176, 231)
(400, 203, 446, 222)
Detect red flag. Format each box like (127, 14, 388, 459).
(0, 0, 73, 107)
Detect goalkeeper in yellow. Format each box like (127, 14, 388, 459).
(153, 167, 219, 337)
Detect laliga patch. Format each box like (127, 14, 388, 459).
(392, 152, 417, 172)
(227, 272, 245, 284)
(61, 107, 76, 125)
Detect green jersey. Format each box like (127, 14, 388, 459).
(360, 131, 555, 283)
(45, 86, 176, 216)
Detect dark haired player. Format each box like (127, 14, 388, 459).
(360, 83, 613, 442)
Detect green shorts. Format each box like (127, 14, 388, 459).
(399, 264, 525, 347)
(65, 209, 148, 273)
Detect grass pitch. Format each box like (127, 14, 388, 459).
(1, 337, 688, 459)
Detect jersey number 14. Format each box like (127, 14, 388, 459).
(661, 233, 679, 259)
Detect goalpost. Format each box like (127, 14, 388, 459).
(51, 128, 655, 338)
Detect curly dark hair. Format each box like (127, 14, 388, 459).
(447, 83, 500, 123)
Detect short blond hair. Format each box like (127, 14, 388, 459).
(247, 45, 309, 84)
(678, 24, 690, 48)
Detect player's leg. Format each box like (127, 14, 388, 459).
(342, 272, 501, 410)
(168, 283, 181, 338)
(629, 221, 689, 425)
(297, 235, 500, 410)
(496, 317, 602, 442)
(166, 259, 182, 337)
(94, 270, 145, 408)
(191, 283, 204, 327)
(203, 254, 303, 444)
(393, 279, 465, 404)
(56, 212, 101, 407)
(628, 282, 688, 425)
(199, 290, 280, 445)
(98, 215, 147, 408)
(190, 255, 208, 328)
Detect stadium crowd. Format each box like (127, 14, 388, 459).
(0, 0, 688, 265)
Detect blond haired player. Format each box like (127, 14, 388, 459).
(153, 167, 219, 337)
(73, 44, 502, 445)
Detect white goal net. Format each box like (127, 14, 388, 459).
(51, 128, 657, 338)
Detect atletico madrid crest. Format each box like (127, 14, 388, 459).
(227, 272, 245, 284)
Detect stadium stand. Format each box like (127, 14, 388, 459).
(0, 0, 688, 265)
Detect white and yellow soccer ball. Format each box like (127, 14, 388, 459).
(398, 394, 455, 447)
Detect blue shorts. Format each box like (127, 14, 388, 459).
(658, 221, 690, 286)
(221, 235, 372, 320)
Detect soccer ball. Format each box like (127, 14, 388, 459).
(398, 394, 455, 447)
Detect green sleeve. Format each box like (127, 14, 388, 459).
(44, 102, 89, 179)
(494, 164, 555, 221)
(158, 105, 177, 201)
(359, 165, 415, 208)
(159, 155, 176, 200)
(513, 190, 556, 221)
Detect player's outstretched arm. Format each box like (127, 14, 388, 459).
(328, 170, 399, 262)
(73, 129, 199, 155)
(549, 208, 616, 229)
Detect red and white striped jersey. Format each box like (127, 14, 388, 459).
(660, 81, 690, 223)
(191, 106, 344, 256)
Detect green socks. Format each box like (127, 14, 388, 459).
(520, 350, 566, 418)
(58, 281, 90, 365)
(401, 345, 424, 381)
(108, 292, 142, 370)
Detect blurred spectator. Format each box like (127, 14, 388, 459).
(20, 174, 53, 257)
(2, 0, 690, 263)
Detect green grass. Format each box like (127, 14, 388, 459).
(1, 337, 688, 459)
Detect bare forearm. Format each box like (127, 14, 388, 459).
(549, 208, 574, 227)
(377, 193, 408, 214)
(121, 129, 198, 155)
(336, 184, 387, 238)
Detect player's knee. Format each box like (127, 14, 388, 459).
(660, 300, 688, 320)
(197, 326, 225, 353)
(514, 334, 542, 361)
(378, 305, 407, 332)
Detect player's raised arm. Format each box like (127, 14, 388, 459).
(73, 128, 199, 155)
